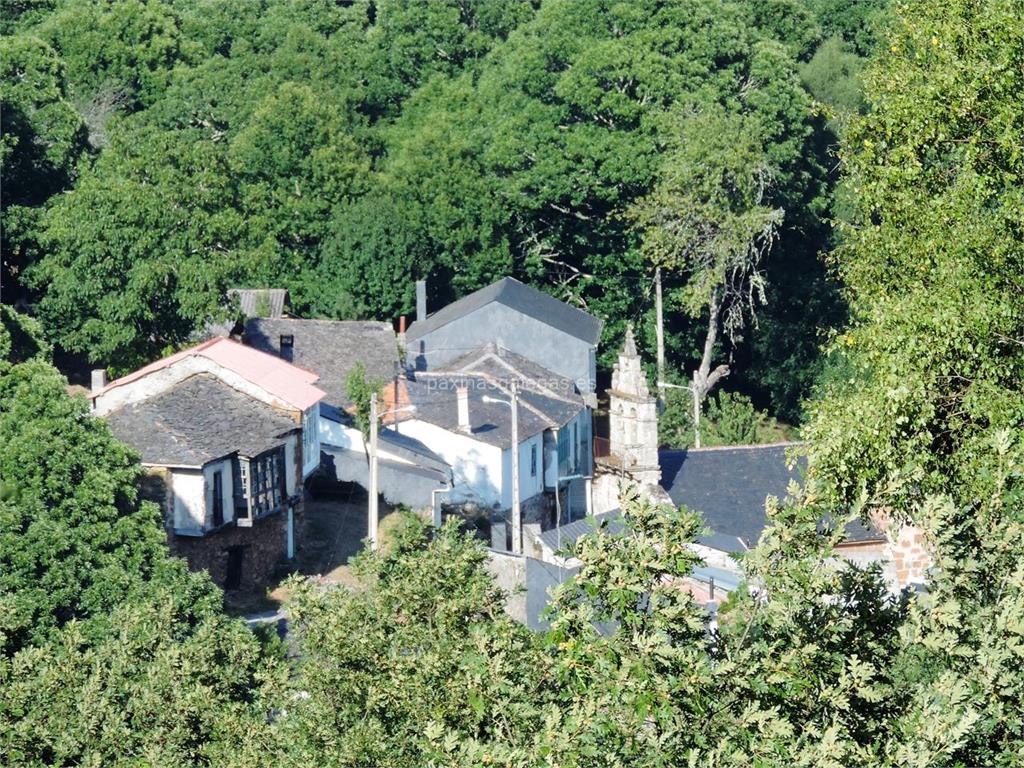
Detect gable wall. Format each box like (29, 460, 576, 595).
(92, 356, 304, 419)
(409, 303, 596, 393)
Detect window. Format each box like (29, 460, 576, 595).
(557, 428, 570, 465)
(530, 444, 537, 477)
(242, 447, 286, 519)
(211, 470, 224, 528)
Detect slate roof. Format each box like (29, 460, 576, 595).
(538, 510, 624, 554)
(93, 337, 325, 412)
(398, 344, 586, 448)
(378, 427, 451, 476)
(406, 277, 602, 346)
(660, 443, 884, 550)
(106, 374, 299, 467)
(242, 318, 399, 408)
(228, 288, 289, 318)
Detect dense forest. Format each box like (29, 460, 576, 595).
(5, 0, 1024, 766)
(3, 0, 886, 429)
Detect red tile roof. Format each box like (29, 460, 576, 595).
(93, 337, 325, 411)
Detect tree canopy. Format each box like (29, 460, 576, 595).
(0, 351, 282, 766)
(0, 0, 879, 421)
(8, 1, 1024, 766)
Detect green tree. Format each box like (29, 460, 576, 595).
(278, 513, 540, 767)
(630, 106, 784, 444)
(659, 389, 788, 449)
(0, 356, 282, 765)
(805, 1, 1024, 764)
(0, 33, 86, 304)
(26, 124, 246, 370)
(0, 305, 49, 364)
(345, 361, 384, 439)
(36, 0, 184, 112)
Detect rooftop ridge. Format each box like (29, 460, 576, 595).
(661, 440, 806, 454)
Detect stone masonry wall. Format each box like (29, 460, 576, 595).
(870, 510, 933, 589)
(169, 504, 302, 591)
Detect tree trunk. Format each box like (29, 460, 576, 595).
(690, 289, 730, 447)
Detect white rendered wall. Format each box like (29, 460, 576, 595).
(499, 431, 545, 509)
(319, 416, 420, 466)
(202, 458, 234, 525)
(172, 470, 206, 531)
(399, 419, 503, 507)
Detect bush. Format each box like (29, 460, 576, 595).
(659, 389, 791, 448)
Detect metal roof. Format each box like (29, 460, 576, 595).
(227, 288, 289, 318)
(407, 277, 602, 346)
(94, 337, 325, 412)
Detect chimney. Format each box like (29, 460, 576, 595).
(398, 315, 407, 334)
(416, 279, 427, 323)
(456, 385, 470, 433)
(90, 368, 108, 393)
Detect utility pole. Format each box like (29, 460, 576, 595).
(483, 384, 522, 554)
(655, 267, 665, 405)
(368, 392, 379, 549)
(510, 382, 522, 554)
(692, 372, 702, 449)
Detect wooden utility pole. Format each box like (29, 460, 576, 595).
(655, 267, 665, 405)
(692, 371, 702, 449)
(510, 382, 522, 555)
(368, 392, 379, 549)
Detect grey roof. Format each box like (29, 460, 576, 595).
(228, 288, 289, 318)
(403, 345, 586, 448)
(378, 427, 451, 476)
(242, 318, 399, 408)
(106, 374, 298, 467)
(538, 510, 623, 554)
(407, 277, 602, 346)
(660, 443, 883, 549)
(320, 445, 450, 508)
(695, 532, 749, 554)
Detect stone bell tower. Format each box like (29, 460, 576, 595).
(607, 326, 660, 487)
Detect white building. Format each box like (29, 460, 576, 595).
(386, 344, 593, 551)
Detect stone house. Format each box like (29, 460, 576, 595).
(92, 337, 326, 589)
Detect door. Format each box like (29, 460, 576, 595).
(224, 546, 244, 590)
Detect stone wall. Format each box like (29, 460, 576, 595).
(868, 510, 933, 589)
(169, 503, 302, 590)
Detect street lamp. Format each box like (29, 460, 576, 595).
(368, 392, 416, 550)
(482, 382, 521, 554)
